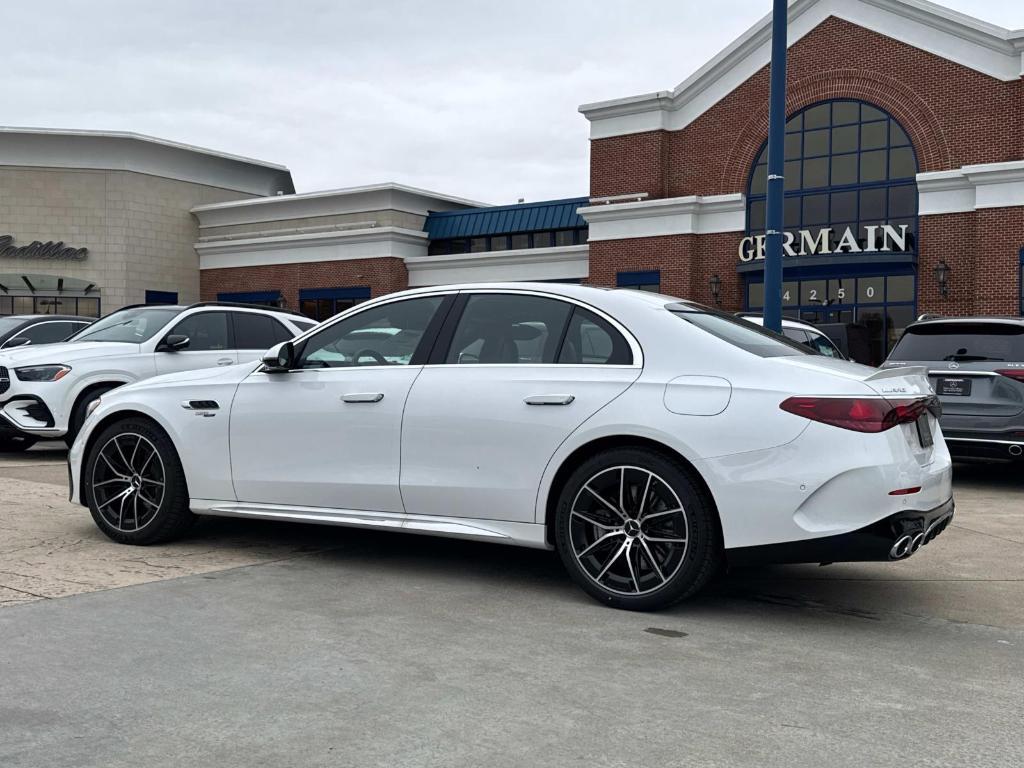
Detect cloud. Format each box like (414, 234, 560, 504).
(1, 0, 1020, 203)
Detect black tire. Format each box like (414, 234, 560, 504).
(83, 417, 195, 545)
(66, 385, 119, 447)
(554, 447, 721, 611)
(0, 434, 38, 453)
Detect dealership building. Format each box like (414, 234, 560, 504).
(1, 0, 1022, 360)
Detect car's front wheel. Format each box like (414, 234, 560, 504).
(83, 417, 194, 545)
(554, 448, 721, 611)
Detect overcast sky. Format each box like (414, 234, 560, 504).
(3, 1, 1020, 204)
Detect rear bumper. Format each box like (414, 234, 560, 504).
(725, 497, 954, 567)
(944, 435, 1024, 461)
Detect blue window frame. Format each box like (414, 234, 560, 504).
(217, 290, 281, 306)
(145, 290, 178, 305)
(617, 270, 660, 292)
(298, 286, 370, 322)
(747, 99, 918, 255)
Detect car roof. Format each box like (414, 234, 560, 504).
(907, 316, 1024, 329)
(366, 282, 707, 311)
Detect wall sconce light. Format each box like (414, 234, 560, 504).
(933, 259, 951, 298)
(709, 274, 722, 306)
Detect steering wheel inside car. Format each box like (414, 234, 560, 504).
(354, 348, 388, 365)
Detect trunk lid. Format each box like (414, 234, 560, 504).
(884, 320, 1024, 418)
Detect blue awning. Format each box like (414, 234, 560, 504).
(425, 197, 589, 240)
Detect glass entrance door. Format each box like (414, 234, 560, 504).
(746, 272, 915, 365)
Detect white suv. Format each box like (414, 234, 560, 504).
(0, 302, 315, 451)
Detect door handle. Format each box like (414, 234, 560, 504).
(342, 392, 384, 403)
(216, 357, 234, 366)
(524, 394, 575, 406)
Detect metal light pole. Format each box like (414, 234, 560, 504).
(763, 0, 788, 333)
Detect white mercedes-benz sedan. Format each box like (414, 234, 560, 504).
(69, 284, 954, 610)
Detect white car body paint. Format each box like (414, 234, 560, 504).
(69, 283, 952, 556)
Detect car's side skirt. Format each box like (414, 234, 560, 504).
(189, 499, 552, 550)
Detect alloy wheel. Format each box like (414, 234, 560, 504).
(90, 432, 166, 532)
(568, 465, 689, 596)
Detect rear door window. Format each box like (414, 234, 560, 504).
(445, 294, 572, 364)
(232, 312, 291, 350)
(556, 307, 632, 365)
(889, 323, 1024, 362)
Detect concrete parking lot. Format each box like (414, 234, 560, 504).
(1, 444, 1022, 767)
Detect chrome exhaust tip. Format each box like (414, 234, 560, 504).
(889, 535, 914, 560)
(909, 532, 926, 554)
(1009, 444, 1022, 457)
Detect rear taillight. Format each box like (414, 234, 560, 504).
(779, 396, 931, 433)
(996, 369, 1024, 383)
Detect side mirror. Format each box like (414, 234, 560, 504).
(2, 337, 30, 349)
(262, 341, 295, 372)
(159, 334, 191, 352)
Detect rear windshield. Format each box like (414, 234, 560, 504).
(889, 323, 1024, 362)
(670, 308, 812, 358)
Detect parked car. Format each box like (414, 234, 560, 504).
(814, 322, 873, 365)
(0, 302, 315, 452)
(0, 314, 93, 350)
(738, 314, 845, 358)
(884, 316, 1024, 462)
(70, 284, 953, 610)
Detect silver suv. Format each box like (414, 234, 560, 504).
(884, 317, 1024, 462)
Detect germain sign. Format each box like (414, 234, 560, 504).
(738, 224, 909, 263)
(0, 234, 88, 261)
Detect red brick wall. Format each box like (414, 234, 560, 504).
(589, 232, 745, 310)
(918, 210, 1024, 317)
(591, 17, 1022, 199)
(587, 16, 1024, 317)
(200, 258, 409, 310)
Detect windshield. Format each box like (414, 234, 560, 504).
(889, 323, 1024, 362)
(0, 317, 26, 336)
(670, 308, 813, 358)
(67, 307, 184, 343)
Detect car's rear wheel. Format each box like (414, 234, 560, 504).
(84, 417, 194, 545)
(0, 434, 37, 453)
(554, 448, 720, 611)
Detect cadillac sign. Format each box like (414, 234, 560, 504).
(738, 224, 909, 262)
(0, 234, 88, 261)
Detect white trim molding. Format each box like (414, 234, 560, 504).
(191, 182, 483, 229)
(917, 161, 1024, 215)
(579, 194, 745, 241)
(580, 0, 1024, 140)
(197, 226, 428, 270)
(405, 245, 589, 287)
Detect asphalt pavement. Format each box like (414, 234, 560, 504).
(0, 446, 1021, 767)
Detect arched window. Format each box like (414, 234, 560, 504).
(743, 99, 920, 364)
(747, 99, 917, 248)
